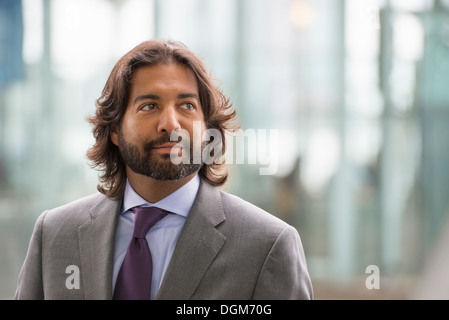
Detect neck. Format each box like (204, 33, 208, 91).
(126, 168, 198, 203)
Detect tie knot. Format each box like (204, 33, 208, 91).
(131, 207, 168, 239)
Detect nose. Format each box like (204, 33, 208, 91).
(157, 107, 181, 134)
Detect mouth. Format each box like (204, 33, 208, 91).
(153, 143, 183, 153)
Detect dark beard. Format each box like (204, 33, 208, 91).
(117, 131, 202, 181)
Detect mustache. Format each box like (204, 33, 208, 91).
(143, 132, 189, 153)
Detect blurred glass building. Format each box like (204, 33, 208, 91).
(1, 0, 449, 299)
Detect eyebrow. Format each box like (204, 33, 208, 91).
(133, 93, 199, 105)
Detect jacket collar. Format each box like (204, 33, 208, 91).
(78, 193, 121, 299)
(156, 179, 226, 299)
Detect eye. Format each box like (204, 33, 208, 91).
(180, 102, 195, 110)
(141, 103, 156, 111)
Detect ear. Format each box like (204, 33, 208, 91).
(110, 123, 119, 147)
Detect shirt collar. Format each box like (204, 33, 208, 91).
(121, 174, 200, 218)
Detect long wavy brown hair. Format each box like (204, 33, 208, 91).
(86, 39, 239, 199)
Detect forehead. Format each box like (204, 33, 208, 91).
(129, 63, 199, 98)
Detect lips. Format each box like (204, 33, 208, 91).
(153, 143, 179, 149)
(152, 143, 183, 154)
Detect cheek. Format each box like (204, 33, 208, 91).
(120, 115, 157, 142)
(181, 119, 207, 136)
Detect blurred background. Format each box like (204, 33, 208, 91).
(1, 0, 449, 299)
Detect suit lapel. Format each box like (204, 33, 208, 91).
(156, 181, 226, 299)
(77, 195, 121, 299)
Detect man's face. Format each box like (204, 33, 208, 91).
(111, 63, 205, 181)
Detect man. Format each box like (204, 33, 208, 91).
(15, 40, 313, 300)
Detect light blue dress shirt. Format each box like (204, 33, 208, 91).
(112, 174, 200, 300)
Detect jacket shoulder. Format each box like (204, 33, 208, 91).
(42, 193, 117, 227)
(218, 188, 291, 234)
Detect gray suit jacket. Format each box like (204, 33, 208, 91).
(15, 180, 313, 299)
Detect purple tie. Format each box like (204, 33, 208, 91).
(113, 206, 168, 300)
